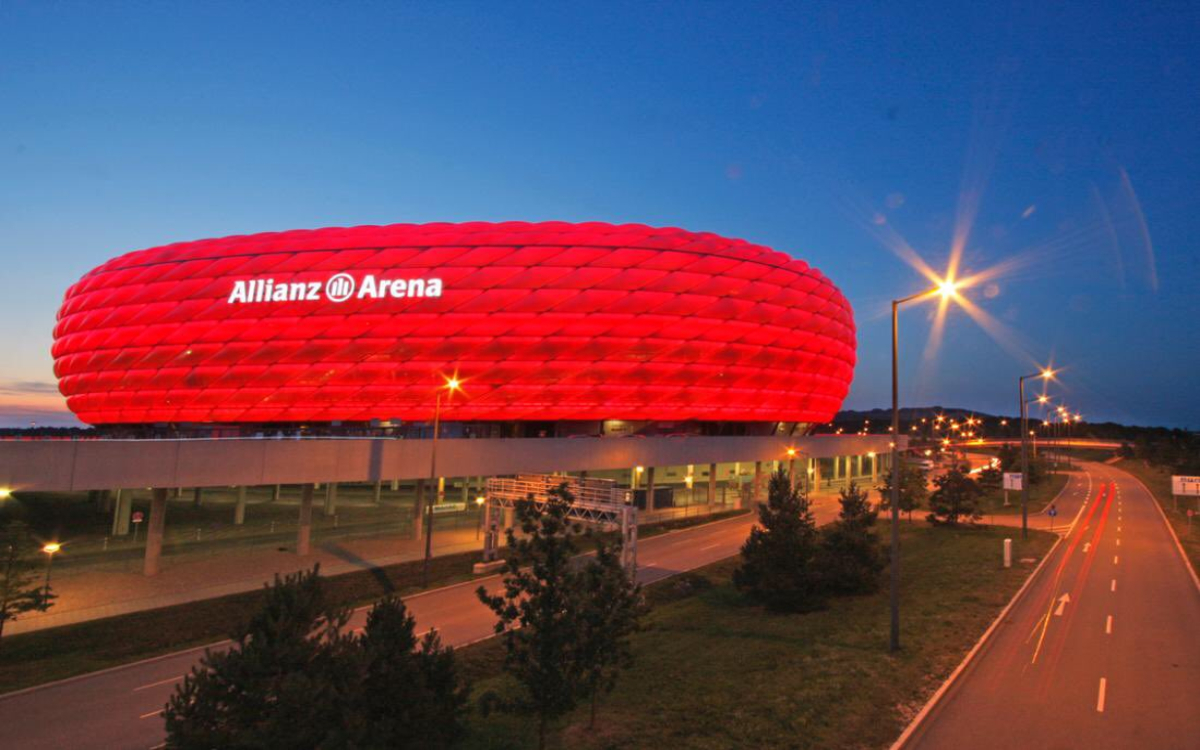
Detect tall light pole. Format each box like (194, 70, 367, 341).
(890, 278, 960, 652)
(41, 542, 60, 603)
(1018, 369, 1055, 539)
(422, 373, 463, 588)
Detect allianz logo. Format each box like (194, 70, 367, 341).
(227, 274, 444, 304)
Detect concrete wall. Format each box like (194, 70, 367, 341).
(0, 434, 900, 492)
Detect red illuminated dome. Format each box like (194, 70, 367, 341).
(52, 222, 856, 426)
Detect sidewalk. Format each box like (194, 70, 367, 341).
(5, 525, 486, 636)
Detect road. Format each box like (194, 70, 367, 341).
(0, 507, 782, 750)
(905, 461, 1200, 749)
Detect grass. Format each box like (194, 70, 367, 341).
(454, 523, 1056, 749)
(0, 509, 746, 694)
(980, 471, 1068, 516)
(1115, 459, 1200, 575)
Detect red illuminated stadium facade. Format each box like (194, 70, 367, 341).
(52, 222, 856, 436)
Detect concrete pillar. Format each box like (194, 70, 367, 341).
(272, 484, 282, 502)
(297, 484, 314, 555)
(645, 467, 656, 512)
(813, 460, 823, 490)
(708, 463, 717, 505)
(461, 478, 470, 504)
(110, 489, 130, 536)
(373, 481, 383, 505)
(390, 478, 399, 492)
(504, 506, 515, 531)
(234, 486, 247, 525)
(437, 476, 446, 503)
(323, 482, 338, 516)
(856, 454, 864, 478)
(871, 455, 879, 483)
(630, 467, 640, 490)
(143, 488, 168, 577)
(413, 479, 426, 540)
(192, 486, 203, 508)
(753, 461, 764, 504)
(175, 487, 183, 499)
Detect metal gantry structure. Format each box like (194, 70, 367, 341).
(481, 474, 638, 572)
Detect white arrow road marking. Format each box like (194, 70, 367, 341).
(1083, 542, 1091, 553)
(1054, 593, 1071, 616)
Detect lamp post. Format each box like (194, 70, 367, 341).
(41, 542, 60, 603)
(1018, 369, 1056, 539)
(889, 279, 960, 652)
(422, 374, 463, 588)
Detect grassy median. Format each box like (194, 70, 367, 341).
(980, 471, 1068, 516)
(454, 523, 1055, 749)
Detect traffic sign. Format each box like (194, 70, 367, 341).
(1171, 476, 1200, 497)
(1003, 472, 1023, 491)
(132, 511, 144, 524)
(1048, 505, 1058, 518)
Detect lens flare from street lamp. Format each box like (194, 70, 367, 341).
(42, 542, 61, 554)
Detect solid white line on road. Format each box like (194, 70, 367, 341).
(1106, 615, 1113, 634)
(1111, 579, 1117, 592)
(139, 709, 163, 720)
(1096, 678, 1107, 712)
(133, 675, 182, 692)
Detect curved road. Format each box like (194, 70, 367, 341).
(905, 461, 1200, 749)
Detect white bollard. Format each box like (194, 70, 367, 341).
(1003, 538, 1013, 569)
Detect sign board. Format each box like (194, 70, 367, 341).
(431, 502, 468, 515)
(1171, 476, 1200, 497)
(1048, 506, 1058, 518)
(131, 511, 144, 524)
(1003, 472, 1024, 491)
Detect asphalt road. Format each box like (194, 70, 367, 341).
(906, 461, 1200, 750)
(0, 509, 768, 750)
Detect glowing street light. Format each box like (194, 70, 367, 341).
(41, 542, 61, 604)
(422, 371, 465, 587)
(888, 273, 970, 652)
(0, 488, 11, 500)
(1018, 366, 1057, 539)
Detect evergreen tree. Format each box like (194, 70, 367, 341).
(165, 566, 358, 749)
(0, 521, 53, 645)
(877, 461, 928, 521)
(166, 567, 467, 749)
(477, 484, 588, 749)
(926, 465, 985, 526)
(733, 468, 825, 612)
(354, 595, 468, 749)
(977, 464, 1002, 491)
(820, 482, 885, 595)
(575, 533, 645, 729)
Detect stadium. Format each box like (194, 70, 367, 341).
(2, 221, 894, 577)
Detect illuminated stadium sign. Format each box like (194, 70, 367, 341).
(53, 221, 856, 425)
(227, 273, 444, 303)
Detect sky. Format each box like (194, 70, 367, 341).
(0, 1, 1197, 428)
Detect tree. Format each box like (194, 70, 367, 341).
(733, 468, 825, 612)
(477, 484, 588, 749)
(820, 482, 884, 595)
(575, 532, 645, 729)
(165, 566, 467, 749)
(877, 460, 928, 521)
(977, 464, 1002, 492)
(354, 595, 468, 748)
(997, 443, 1019, 472)
(165, 566, 358, 749)
(926, 465, 984, 526)
(0, 522, 53, 644)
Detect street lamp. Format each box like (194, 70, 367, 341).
(41, 542, 60, 603)
(422, 372, 463, 587)
(889, 278, 961, 652)
(1018, 368, 1056, 539)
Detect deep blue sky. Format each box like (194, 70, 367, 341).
(1, 2, 1197, 428)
